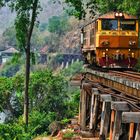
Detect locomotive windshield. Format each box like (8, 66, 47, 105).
(102, 19, 118, 30)
(120, 20, 136, 31)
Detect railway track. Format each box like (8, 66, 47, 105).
(109, 70, 140, 82)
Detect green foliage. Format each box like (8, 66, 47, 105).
(61, 61, 83, 78)
(0, 77, 13, 112)
(0, 111, 56, 139)
(3, 26, 16, 46)
(0, 55, 23, 77)
(64, 0, 85, 19)
(0, 66, 81, 137)
(64, 88, 80, 118)
(63, 131, 75, 138)
(29, 70, 69, 119)
(0, 123, 31, 140)
(64, 0, 140, 19)
(48, 14, 70, 35)
(44, 34, 60, 53)
(0, 62, 20, 77)
(0, 68, 75, 120)
(31, 26, 46, 49)
(28, 111, 56, 135)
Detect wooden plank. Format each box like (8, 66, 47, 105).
(100, 101, 111, 140)
(122, 112, 140, 123)
(111, 102, 129, 111)
(109, 110, 115, 140)
(135, 124, 140, 140)
(112, 111, 122, 140)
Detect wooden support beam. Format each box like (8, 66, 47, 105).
(111, 102, 129, 140)
(99, 100, 111, 140)
(89, 90, 95, 129)
(122, 112, 140, 140)
(100, 94, 112, 102)
(92, 88, 100, 130)
(111, 102, 130, 111)
(79, 89, 82, 124)
(109, 110, 115, 140)
(92, 88, 100, 95)
(112, 111, 122, 140)
(122, 112, 140, 123)
(80, 89, 87, 130)
(135, 124, 140, 140)
(129, 123, 134, 140)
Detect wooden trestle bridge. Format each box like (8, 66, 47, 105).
(71, 67, 140, 140)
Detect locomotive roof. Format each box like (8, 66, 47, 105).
(81, 12, 138, 29)
(99, 12, 138, 19)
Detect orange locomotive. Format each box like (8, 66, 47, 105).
(81, 12, 140, 68)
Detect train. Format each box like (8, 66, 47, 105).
(81, 12, 140, 68)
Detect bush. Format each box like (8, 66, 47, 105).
(0, 123, 31, 140)
(63, 131, 75, 138)
(28, 111, 56, 135)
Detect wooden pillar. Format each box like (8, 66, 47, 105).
(111, 102, 129, 140)
(113, 111, 122, 140)
(122, 112, 140, 140)
(135, 124, 140, 140)
(92, 88, 100, 131)
(79, 88, 82, 124)
(80, 89, 87, 130)
(99, 95, 112, 140)
(109, 110, 115, 140)
(129, 123, 134, 140)
(89, 89, 95, 130)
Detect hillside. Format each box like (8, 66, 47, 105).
(0, 0, 64, 34)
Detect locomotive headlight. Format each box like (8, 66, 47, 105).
(129, 40, 136, 46)
(119, 13, 123, 17)
(102, 52, 106, 57)
(115, 12, 123, 17)
(115, 12, 119, 17)
(131, 52, 135, 58)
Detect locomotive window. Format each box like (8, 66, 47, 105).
(120, 20, 136, 31)
(102, 19, 118, 30)
(90, 29, 94, 45)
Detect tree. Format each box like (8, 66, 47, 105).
(48, 14, 70, 35)
(11, 0, 40, 128)
(64, 0, 140, 19)
(3, 26, 16, 47)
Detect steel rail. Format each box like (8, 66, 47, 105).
(109, 70, 140, 82)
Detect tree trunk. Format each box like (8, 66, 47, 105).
(24, 46, 30, 127)
(23, 0, 39, 128)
